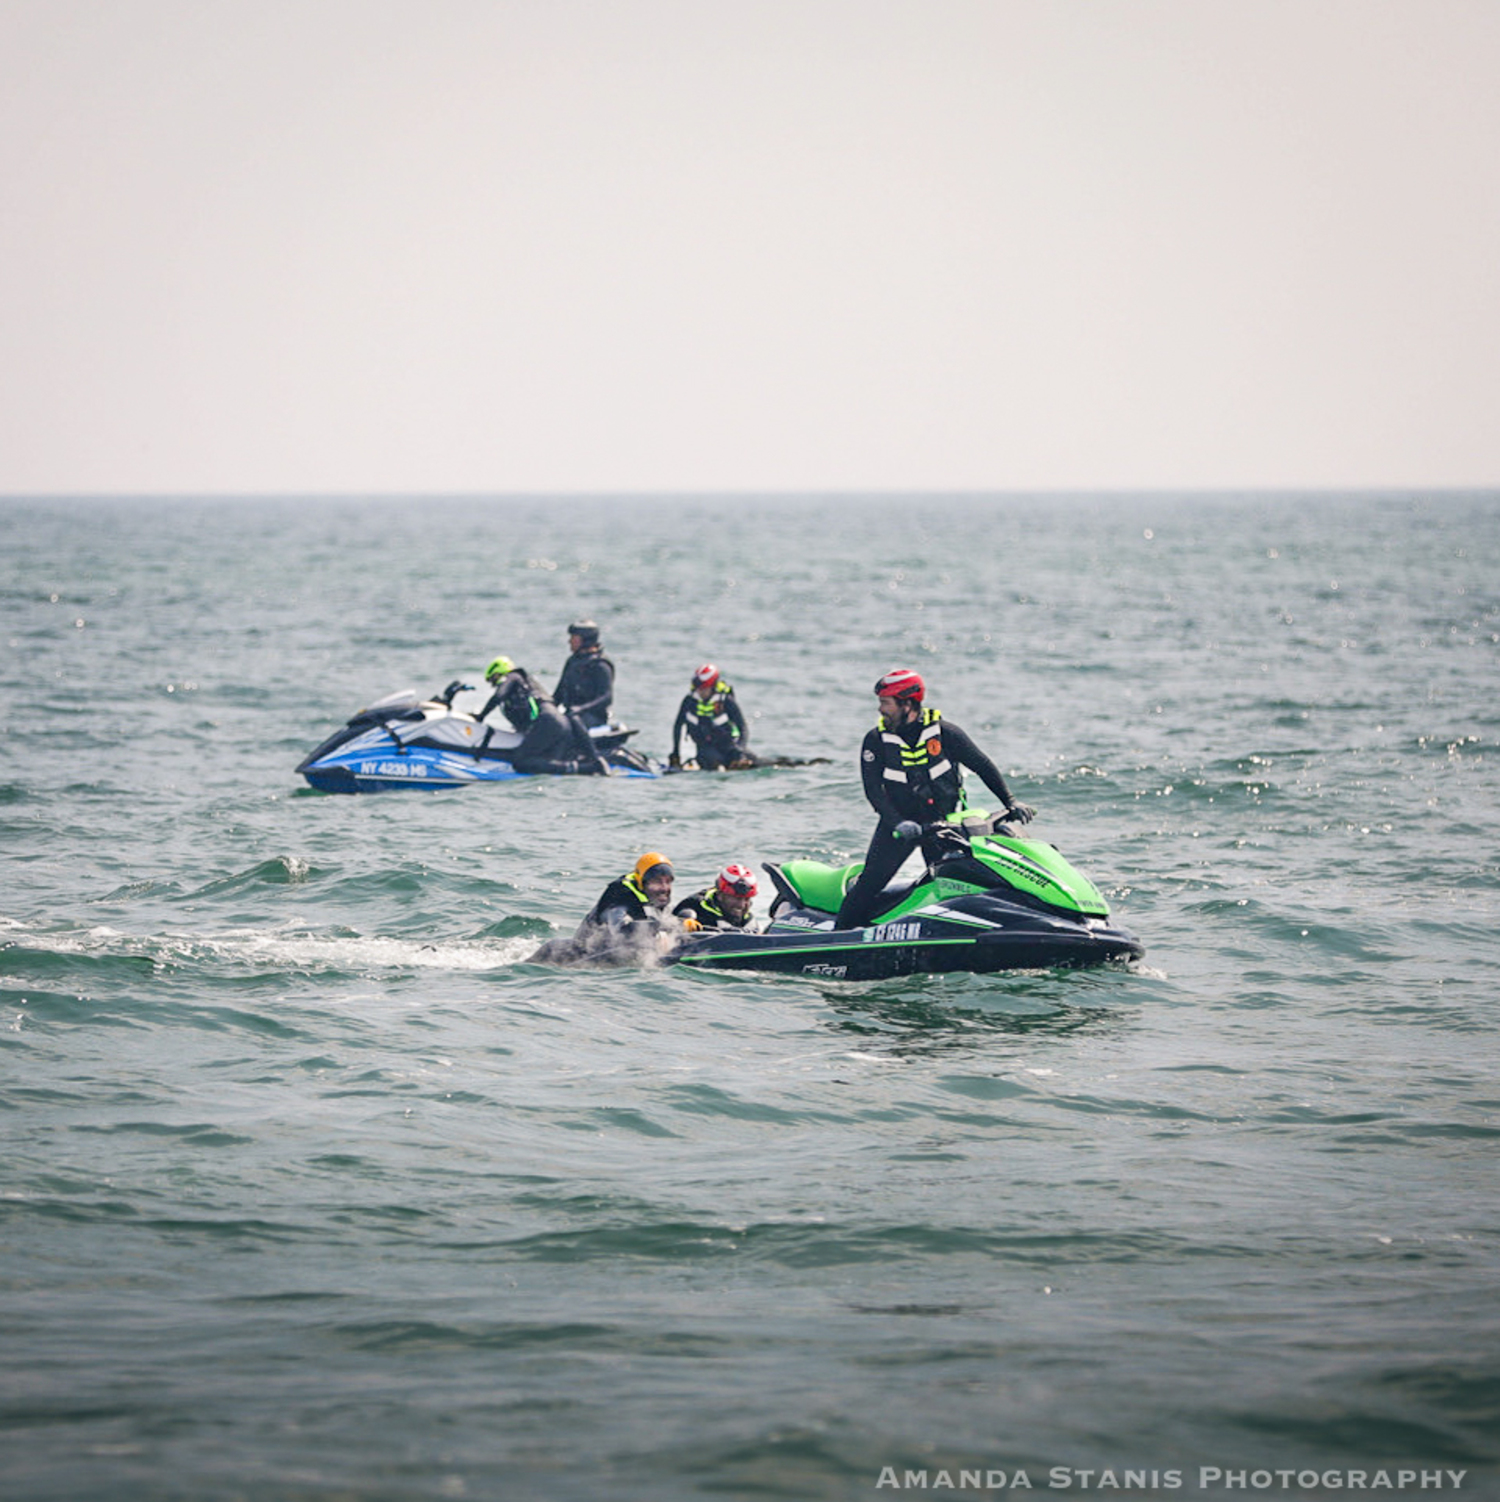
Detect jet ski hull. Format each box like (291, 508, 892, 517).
(296, 692, 658, 791)
(666, 903, 1144, 980)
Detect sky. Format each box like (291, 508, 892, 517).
(2, 0, 1497, 495)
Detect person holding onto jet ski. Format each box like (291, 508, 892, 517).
(474, 656, 604, 776)
(526, 852, 681, 964)
(577, 851, 678, 955)
(669, 663, 757, 770)
(673, 863, 761, 931)
(834, 668, 1037, 931)
(584, 851, 678, 934)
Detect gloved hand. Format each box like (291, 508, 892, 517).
(1004, 803, 1037, 825)
(893, 819, 923, 843)
(680, 916, 702, 931)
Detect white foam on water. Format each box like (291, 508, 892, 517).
(196, 928, 539, 973)
(0, 916, 539, 974)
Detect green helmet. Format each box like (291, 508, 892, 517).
(485, 656, 515, 683)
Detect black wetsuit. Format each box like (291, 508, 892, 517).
(672, 682, 753, 770)
(554, 649, 615, 729)
(835, 708, 1016, 930)
(672, 888, 756, 931)
(584, 873, 662, 932)
(475, 669, 577, 775)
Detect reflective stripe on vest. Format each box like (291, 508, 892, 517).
(876, 707, 959, 805)
(694, 683, 735, 731)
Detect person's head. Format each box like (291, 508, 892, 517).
(692, 662, 719, 700)
(714, 863, 757, 923)
(874, 668, 924, 724)
(485, 656, 516, 684)
(634, 851, 674, 908)
(568, 619, 601, 652)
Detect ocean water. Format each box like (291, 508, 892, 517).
(1, 492, 1497, 1502)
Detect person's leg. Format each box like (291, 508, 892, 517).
(835, 825, 911, 929)
(513, 714, 579, 775)
(566, 713, 611, 773)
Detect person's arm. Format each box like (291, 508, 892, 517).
(945, 722, 1019, 811)
(860, 729, 902, 824)
(670, 895, 705, 930)
(566, 658, 614, 719)
(725, 694, 750, 750)
(670, 695, 694, 764)
(595, 898, 636, 932)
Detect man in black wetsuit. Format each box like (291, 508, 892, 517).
(673, 863, 760, 931)
(554, 620, 615, 729)
(584, 851, 675, 930)
(834, 669, 1036, 930)
(669, 663, 756, 770)
(527, 852, 678, 964)
(474, 655, 595, 775)
(552, 620, 615, 772)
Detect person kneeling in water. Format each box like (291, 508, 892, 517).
(673, 863, 761, 932)
(529, 853, 679, 964)
(669, 664, 757, 770)
(475, 656, 604, 775)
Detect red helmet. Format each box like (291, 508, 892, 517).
(716, 863, 757, 898)
(874, 668, 924, 702)
(692, 663, 719, 690)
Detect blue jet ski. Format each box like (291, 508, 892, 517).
(297, 685, 658, 792)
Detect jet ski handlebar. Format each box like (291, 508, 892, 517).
(904, 809, 1034, 846)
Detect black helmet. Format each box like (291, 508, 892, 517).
(568, 619, 601, 647)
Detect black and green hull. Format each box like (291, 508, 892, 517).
(667, 900, 1143, 980)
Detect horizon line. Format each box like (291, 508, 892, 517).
(3, 484, 1497, 503)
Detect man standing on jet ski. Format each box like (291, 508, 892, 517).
(673, 863, 761, 930)
(835, 669, 1036, 930)
(474, 656, 601, 775)
(669, 664, 756, 770)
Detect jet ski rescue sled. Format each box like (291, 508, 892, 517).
(666, 812, 1143, 979)
(297, 687, 658, 792)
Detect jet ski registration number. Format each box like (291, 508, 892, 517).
(865, 921, 921, 943)
(358, 760, 431, 778)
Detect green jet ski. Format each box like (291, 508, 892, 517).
(667, 811, 1144, 980)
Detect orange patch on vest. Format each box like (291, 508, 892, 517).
(926, 738, 942, 757)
